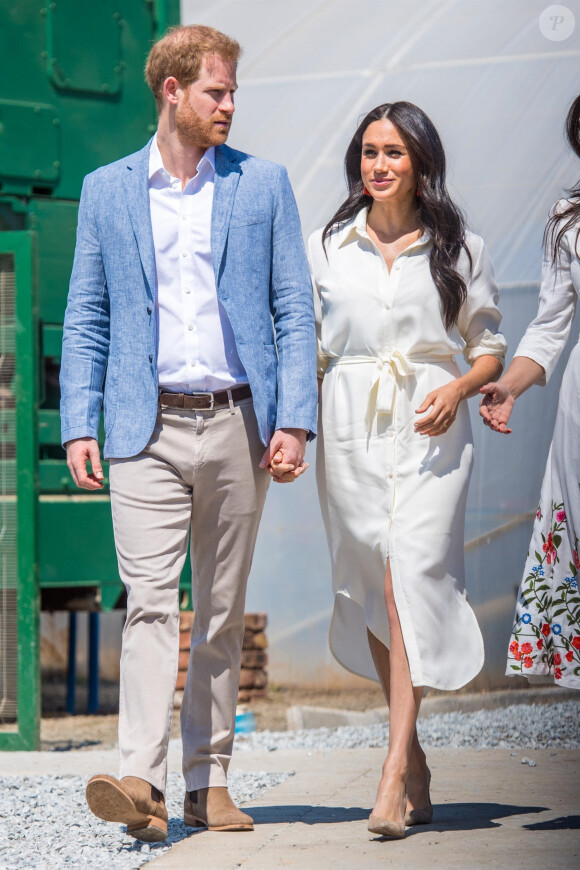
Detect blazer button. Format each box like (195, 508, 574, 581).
(147, 306, 152, 315)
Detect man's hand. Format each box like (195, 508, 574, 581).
(479, 382, 515, 434)
(66, 437, 105, 489)
(259, 428, 309, 483)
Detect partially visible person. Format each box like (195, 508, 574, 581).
(310, 101, 506, 840)
(480, 95, 580, 690)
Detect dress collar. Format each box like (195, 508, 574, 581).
(336, 207, 430, 252)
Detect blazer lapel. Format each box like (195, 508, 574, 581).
(122, 141, 156, 302)
(212, 145, 241, 287)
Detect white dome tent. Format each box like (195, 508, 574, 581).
(182, 0, 580, 687)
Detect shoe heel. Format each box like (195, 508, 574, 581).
(126, 815, 168, 842)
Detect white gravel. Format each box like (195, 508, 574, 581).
(0, 769, 291, 870)
(234, 700, 580, 752)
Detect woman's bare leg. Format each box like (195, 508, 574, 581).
(367, 629, 431, 818)
(366, 560, 428, 825)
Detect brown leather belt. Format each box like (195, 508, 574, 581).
(159, 384, 252, 410)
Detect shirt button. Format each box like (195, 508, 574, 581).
(388, 473, 393, 479)
(384, 303, 391, 310)
(187, 323, 194, 331)
(185, 288, 191, 294)
(190, 360, 197, 367)
(181, 251, 187, 258)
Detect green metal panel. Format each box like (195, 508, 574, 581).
(28, 199, 78, 325)
(0, 99, 60, 190)
(0, 231, 40, 751)
(45, 1, 123, 96)
(0, 0, 180, 199)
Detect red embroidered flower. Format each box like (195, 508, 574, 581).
(509, 641, 519, 655)
(573, 550, 580, 570)
(536, 508, 541, 519)
(555, 667, 562, 679)
(542, 623, 551, 637)
(572, 637, 580, 650)
(524, 656, 533, 668)
(537, 639, 543, 650)
(514, 651, 522, 661)
(566, 651, 574, 662)
(556, 510, 566, 523)
(553, 653, 562, 665)
(543, 533, 557, 564)
(521, 642, 533, 654)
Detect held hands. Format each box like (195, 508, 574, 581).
(66, 437, 105, 489)
(259, 428, 309, 483)
(415, 381, 462, 436)
(478, 382, 514, 434)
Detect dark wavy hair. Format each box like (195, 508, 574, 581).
(545, 94, 580, 263)
(323, 101, 470, 330)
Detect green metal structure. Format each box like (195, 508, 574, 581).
(0, 0, 180, 749)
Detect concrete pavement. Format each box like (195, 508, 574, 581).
(153, 746, 579, 870)
(3, 741, 579, 868)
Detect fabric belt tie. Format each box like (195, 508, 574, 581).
(159, 383, 252, 410)
(326, 352, 454, 430)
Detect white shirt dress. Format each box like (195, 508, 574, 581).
(506, 202, 580, 688)
(309, 208, 506, 691)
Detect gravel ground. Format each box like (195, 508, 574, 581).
(0, 770, 292, 870)
(234, 700, 580, 752)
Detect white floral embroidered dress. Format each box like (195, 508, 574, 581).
(309, 209, 506, 691)
(506, 202, 580, 688)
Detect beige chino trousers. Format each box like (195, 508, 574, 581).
(109, 397, 270, 793)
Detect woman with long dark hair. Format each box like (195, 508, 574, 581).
(480, 95, 580, 688)
(309, 102, 506, 838)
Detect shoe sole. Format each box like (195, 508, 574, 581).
(184, 811, 253, 832)
(86, 776, 168, 842)
(368, 817, 405, 839)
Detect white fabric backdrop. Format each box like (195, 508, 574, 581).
(182, 0, 580, 687)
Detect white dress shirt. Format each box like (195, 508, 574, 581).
(148, 135, 247, 393)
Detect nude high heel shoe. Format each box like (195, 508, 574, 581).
(368, 785, 407, 839)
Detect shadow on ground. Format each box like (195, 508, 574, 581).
(524, 815, 580, 831)
(250, 802, 549, 830)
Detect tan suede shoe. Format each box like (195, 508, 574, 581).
(86, 774, 168, 842)
(184, 787, 254, 831)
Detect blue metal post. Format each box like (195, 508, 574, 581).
(87, 612, 100, 714)
(66, 612, 77, 715)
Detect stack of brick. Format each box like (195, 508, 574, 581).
(239, 612, 268, 702)
(174, 611, 268, 707)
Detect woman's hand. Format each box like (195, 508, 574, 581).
(479, 382, 515, 434)
(415, 381, 463, 436)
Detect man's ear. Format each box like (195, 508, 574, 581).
(162, 76, 181, 107)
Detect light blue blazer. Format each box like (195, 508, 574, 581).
(60, 140, 317, 458)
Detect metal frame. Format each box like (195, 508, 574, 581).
(0, 231, 40, 750)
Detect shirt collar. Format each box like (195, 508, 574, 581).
(336, 206, 431, 251)
(148, 134, 216, 183)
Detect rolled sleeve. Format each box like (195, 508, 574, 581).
(458, 237, 506, 368)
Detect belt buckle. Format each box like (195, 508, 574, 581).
(191, 391, 215, 410)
